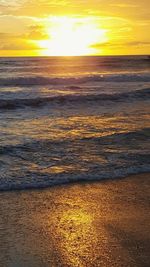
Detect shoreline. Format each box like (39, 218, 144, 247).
(0, 171, 150, 192)
(0, 172, 150, 267)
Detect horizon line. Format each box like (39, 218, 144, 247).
(0, 54, 149, 58)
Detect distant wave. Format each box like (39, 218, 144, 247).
(0, 87, 149, 110)
(0, 128, 149, 191)
(0, 73, 150, 87)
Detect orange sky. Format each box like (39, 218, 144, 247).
(0, 0, 150, 56)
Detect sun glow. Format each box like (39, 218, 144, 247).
(37, 17, 107, 56)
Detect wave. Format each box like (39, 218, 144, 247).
(0, 73, 150, 86)
(0, 87, 149, 110)
(1, 127, 149, 154)
(0, 166, 149, 191)
(0, 128, 149, 191)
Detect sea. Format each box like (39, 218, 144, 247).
(0, 55, 150, 191)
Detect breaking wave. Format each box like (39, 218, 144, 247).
(0, 87, 149, 110)
(0, 128, 150, 191)
(0, 73, 150, 86)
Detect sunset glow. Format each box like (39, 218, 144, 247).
(37, 17, 107, 56)
(0, 0, 150, 56)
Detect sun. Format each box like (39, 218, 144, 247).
(37, 17, 107, 56)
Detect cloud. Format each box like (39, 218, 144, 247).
(91, 42, 122, 49)
(0, 32, 38, 50)
(109, 3, 138, 8)
(25, 25, 49, 40)
(91, 40, 150, 50)
(126, 41, 150, 47)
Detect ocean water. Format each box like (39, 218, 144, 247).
(0, 56, 150, 190)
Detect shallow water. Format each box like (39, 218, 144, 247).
(0, 56, 150, 190)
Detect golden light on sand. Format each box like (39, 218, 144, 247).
(37, 17, 107, 56)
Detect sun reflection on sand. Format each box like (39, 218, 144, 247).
(48, 206, 100, 267)
(1, 174, 150, 266)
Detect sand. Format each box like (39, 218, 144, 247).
(0, 173, 150, 267)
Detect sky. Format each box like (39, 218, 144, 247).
(0, 0, 150, 56)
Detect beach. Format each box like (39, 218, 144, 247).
(0, 173, 150, 267)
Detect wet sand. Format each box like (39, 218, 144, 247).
(0, 173, 150, 267)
